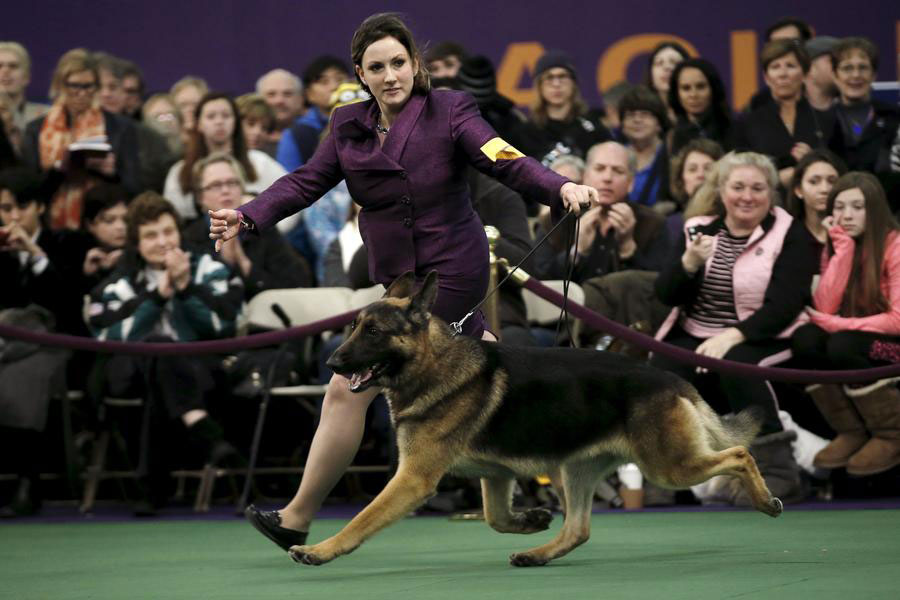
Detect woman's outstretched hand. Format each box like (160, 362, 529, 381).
(560, 182, 600, 214)
(208, 209, 241, 252)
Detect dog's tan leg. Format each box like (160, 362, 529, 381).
(642, 447, 782, 518)
(481, 477, 553, 534)
(509, 459, 611, 567)
(289, 458, 446, 566)
(546, 466, 567, 517)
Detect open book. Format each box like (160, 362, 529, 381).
(68, 136, 112, 153)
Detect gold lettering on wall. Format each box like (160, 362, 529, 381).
(731, 30, 758, 111)
(496, 41, 546, 106)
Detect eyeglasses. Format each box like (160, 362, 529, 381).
(837, 63, 873, 75)
(201, 178, 242, 194)
(64, 81, 98, 93)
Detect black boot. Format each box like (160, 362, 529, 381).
(0, 428, 43, 518)
(188, 416, 243, 467)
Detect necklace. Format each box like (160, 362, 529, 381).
(375, 121, 389, 135)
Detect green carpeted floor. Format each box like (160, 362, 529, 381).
(1, 510, 898, 599)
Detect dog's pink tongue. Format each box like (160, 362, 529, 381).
(349, 370, 373, 389)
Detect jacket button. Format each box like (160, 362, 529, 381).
(401, 195, 410, 205)
(400, 171, 407, 180)
(403, 217, 412, 228)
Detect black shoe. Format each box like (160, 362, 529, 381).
(0, 478, 41, 518)
(209, 440, 245, 468)
(244, 504, 308, 551)
(132, 498, 159, 517)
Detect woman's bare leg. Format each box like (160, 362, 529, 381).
(278, 373, 380, 531)
(278, 330, 492, 531)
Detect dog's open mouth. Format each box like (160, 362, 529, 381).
(348, 364, 384, 392)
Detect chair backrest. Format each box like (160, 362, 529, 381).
(522, 280, 585, 326)
(349, 284, 386, 311)
(244, 288, 354, 330)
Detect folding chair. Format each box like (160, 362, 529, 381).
(522, 280, 586, 346)
(225, 287, 354, 511)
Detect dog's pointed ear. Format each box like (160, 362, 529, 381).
(384, 271, 417, 299)
(409, 270, 439, 315)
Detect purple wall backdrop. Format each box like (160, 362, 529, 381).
(3, 0, 898, 110)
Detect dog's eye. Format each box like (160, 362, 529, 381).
(349, 319, 357, 330)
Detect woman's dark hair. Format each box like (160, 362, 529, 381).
(350, 13, 430, 96)
(643, 41, 690, 92)
(668, 59, 729, 121)
(787, 149, 847, 219)
(764, 17, 813, 42)
(825, 172, 899, 317)
(760, 39, 811, 74)
(126, 191, 182, 247)
(82, 183, 128, 225)
(179, 92, 257, 194)
(0, 167, 48, 207)
(618, 84, 670, 132)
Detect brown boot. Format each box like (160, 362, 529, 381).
(845, 381, 900, 476)
(807, 384, 868, 469)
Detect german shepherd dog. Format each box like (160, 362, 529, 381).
(288, 271, 783, 568)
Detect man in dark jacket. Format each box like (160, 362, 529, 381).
(536, 141, 669, 284)
(0, 168, 75, 517)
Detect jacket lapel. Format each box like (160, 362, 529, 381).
(380, 93, 426, 165)
(335, 101, 403, 172)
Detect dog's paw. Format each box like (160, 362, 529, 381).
(288, 544, 330, 566)
(509, 551, 550, 567)
(520, 508, 553, 532)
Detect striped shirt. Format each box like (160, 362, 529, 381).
(682, 229, 750, 331)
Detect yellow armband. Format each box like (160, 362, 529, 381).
(480, 137, 525, 162)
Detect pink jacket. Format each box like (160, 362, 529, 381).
(811, 229, 900, 334)
(656, 206, 810, 341)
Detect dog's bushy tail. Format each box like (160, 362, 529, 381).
(697, 402, 764, 450)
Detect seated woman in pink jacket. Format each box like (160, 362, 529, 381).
(652, 151, 817, 506)
(792, 172, 900, 476)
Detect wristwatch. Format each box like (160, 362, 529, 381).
(236, 210, 256, 233)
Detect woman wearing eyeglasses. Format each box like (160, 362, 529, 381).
(163, 93, 290, 228)
(182, 151, 311, 296)
(21, 48, 140, 230)
(828, 37, 900, 175)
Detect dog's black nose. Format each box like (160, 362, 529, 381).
(325, 353, 343, 371)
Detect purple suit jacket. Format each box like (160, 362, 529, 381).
(239, 90, 568, 333)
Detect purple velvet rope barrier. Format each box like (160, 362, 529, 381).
(521, 277, 900, 384)
(0, 310, 357, 356)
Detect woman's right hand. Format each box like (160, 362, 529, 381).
(681, 233, 714, 274)
(208, 209, 240, 252)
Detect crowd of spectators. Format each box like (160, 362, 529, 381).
(1, 15, 900, 517)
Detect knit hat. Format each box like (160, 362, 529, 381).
(534, 50, 577, 80)
(457, 55, 497, 104)
(805, 36, 840, 60)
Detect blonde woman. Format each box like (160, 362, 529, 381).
(652, 151, 817, 506)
